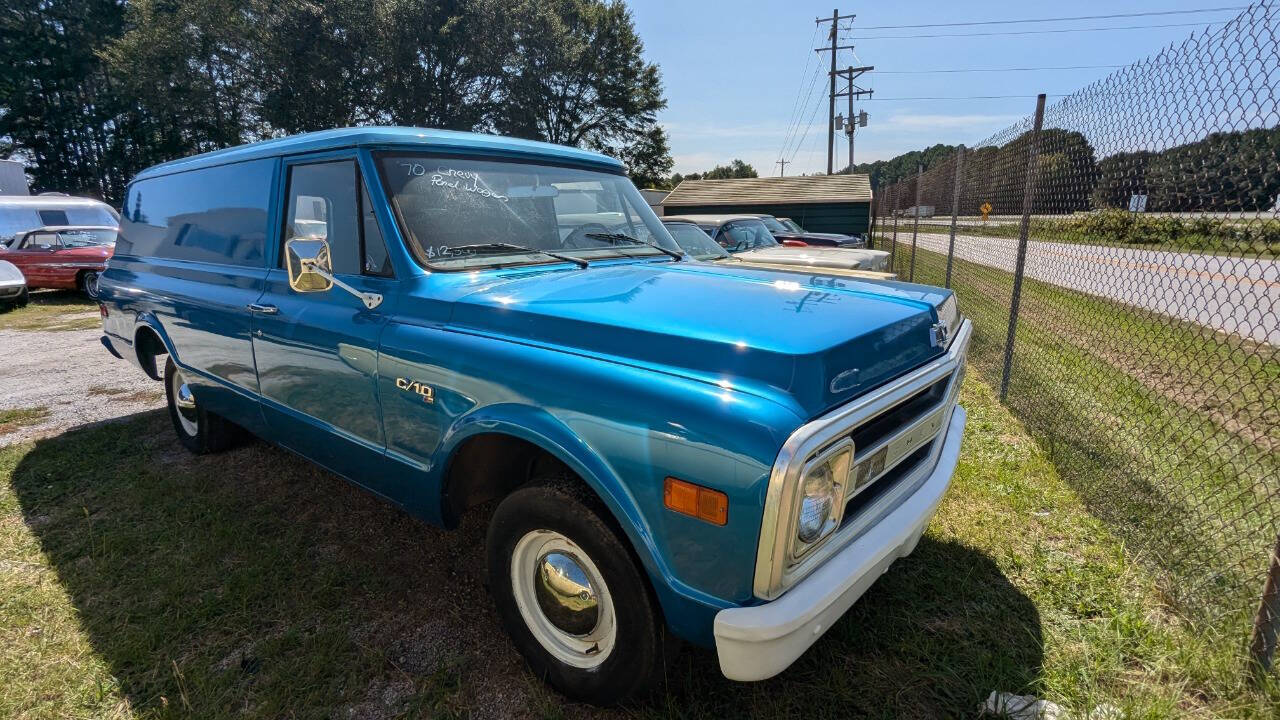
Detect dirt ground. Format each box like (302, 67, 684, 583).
(0, 323, 163, 446)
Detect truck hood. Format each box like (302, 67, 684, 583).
(450, 262, 951, 418)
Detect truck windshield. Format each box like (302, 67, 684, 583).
(376, 155, 680, 270)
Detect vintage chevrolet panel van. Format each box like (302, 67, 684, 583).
(99, 127, 969, 704)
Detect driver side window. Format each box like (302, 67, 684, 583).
(22, 232, 59, 250)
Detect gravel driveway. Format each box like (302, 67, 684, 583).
(0, 322, 163, 447)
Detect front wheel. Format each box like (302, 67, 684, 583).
(486, 478, 674, 705)
(164, 357, 242, 454)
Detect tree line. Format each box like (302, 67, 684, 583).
(0, 0, 673, 205)
(869, 125, 1280, 215)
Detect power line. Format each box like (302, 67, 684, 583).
(844, 20, 1228, 40)
(861, 94, 1067, 100)
(873, 64, 1125, 74)
(852, 6, 1245, 30)
(778, 24, 822, 160)
(781, 62, 827, 160)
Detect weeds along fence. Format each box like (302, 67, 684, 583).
(871, 3, 1280, 673)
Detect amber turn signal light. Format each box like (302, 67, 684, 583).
(663, 477, 728, 526)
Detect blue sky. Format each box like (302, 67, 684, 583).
(627, 1, 1247, 176)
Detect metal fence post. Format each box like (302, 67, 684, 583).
(1250, 534, 1280, 676)
(909, 163, 922, 282)
(945, 145, 964, 289)
(868, 184, 878, 249)
(890, 185, 900, 270)
(999, 93, 1046, 403)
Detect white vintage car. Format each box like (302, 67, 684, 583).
(0, 258, 29, 308)
(661, 216, 893, 276)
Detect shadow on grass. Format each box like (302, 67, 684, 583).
(11, 410, 1042, 718)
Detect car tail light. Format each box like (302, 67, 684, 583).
(782, 239, 807, 247)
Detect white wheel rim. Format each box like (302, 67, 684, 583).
(511, 529, 616, 669)
(170, 367, 199, 436)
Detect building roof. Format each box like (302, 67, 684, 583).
(663, 174, 872, 207)
(134, 127, 622, 181)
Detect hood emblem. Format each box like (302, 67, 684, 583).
(829, 367, 861, 395)
(930, 323, 950, 348)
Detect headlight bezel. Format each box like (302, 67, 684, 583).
(788, 438, 853, 560)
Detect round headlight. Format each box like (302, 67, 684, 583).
(796, 463, 836, 544)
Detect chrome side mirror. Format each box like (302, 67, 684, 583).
(285, 237, 334, 292)
(284, 237, 383, 309)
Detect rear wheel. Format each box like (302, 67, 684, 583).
(486, 477, 675, 705)
(164, 357, 242, 454)
(78, 270, 100, 298)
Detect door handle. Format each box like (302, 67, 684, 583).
(247, 303, 279, 315)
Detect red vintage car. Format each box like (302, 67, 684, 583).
(2, 226, 116, 297)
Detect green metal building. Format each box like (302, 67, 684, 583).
(660, 174, 872, 235)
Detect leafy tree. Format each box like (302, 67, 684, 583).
(617, 124, 673, 188)
(497, 0, 666, 155)
(1092, 150, 1155, 209)
(848, 143, 956, 187)
(3, 0, 671, 204)
(0, 0, 126, 199)
(700, 159, 757, 180)
(1145, 127, 1280, 211)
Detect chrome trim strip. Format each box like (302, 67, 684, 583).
(753, 318, 971, 600)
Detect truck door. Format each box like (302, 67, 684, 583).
(250, 155, 399, 489)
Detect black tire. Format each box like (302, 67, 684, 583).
(486, 476, 675, 705)
(164, 357, 242, 454)
(79, 270, 100, 299)
(14, 287, 28, 308)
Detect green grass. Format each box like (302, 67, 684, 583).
(0, 407, 50, 436)
(904, 218, 1280, 258)
(879, 239, 1279, 644)
(0, 290, 99, 331)
(2, 373, 1275, 718)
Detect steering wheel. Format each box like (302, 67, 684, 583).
(562, 223, 612, 250)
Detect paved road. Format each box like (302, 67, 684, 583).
(895, 231, 1279, 345)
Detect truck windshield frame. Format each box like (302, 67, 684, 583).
(375, 152, 680, 271)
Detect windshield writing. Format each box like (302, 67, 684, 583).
(378, 155, 679, 270)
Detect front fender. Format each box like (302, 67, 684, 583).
(437, 402, 729, 644)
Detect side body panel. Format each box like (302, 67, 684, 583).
(104, 157, 278, 426)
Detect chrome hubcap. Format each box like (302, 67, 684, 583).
(511, 530, 615, 668)
(533, 551, 599, 636)
(170, 367, 198, 435)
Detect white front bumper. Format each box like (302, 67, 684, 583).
(713, 404, 967, 681)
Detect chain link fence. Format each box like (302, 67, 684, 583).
(871, 3, 1279, 673)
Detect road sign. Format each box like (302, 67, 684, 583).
(980, 202, 992, 222)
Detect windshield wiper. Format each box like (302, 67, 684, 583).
(584, 232, 684, 261)
(447, 242, 589, 269)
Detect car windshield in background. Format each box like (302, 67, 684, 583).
(757, 216, 789, 233)
(780, 218, 804, 232)
(377, 155, 679, 270)
(664, 223, 729, 261)
(57, 229, 116, 247)
(719, 219, 779, 253)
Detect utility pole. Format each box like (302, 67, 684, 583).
(776, 158, 791, 177)
(833, 67, 873, 172)
(815, 9, 855, 174)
